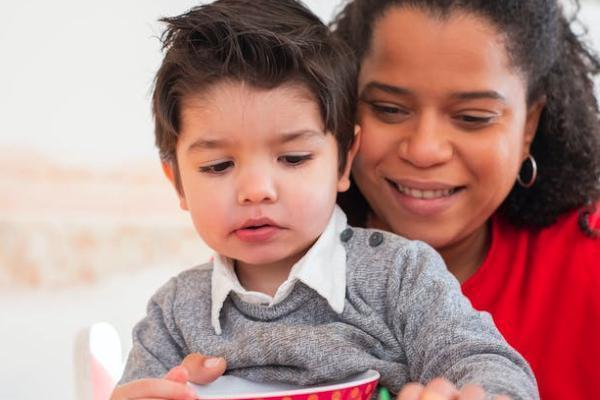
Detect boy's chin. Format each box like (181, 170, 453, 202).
(232, 249, 308, 271)
(233, 256, 294, 269)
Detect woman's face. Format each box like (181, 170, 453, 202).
(354, 7, 543, 252)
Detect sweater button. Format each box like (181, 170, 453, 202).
(368, 232, 384, 247)
(340, 228, 354, 242)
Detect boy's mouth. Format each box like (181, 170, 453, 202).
(234, 218, 283, 243)
(237, 217, 280, 230)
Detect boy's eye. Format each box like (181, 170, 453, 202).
(199, 160, 234, 174)
(278, 154, 312, 166)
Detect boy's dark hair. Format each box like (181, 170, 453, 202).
(332, 0, 600, 233)
(153, 0, 357, 190)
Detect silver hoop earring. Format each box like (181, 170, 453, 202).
(517, 154, 537, 188)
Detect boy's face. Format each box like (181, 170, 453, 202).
(165, 82, 357, 271)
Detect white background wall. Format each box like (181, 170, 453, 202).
(0, 0, 342, 169)
(0, 1, 598, 400)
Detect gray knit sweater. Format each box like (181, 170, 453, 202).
(121, 227, 538, 399)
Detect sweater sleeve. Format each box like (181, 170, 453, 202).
(119, 277, 187, 384)
(391, 241, 539, 400)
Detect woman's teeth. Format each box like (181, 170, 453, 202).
(396, 184, 454, 199)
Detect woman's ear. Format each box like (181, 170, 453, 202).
(522, 97, 545, 157)
(337, 125, 362, 193)
(162, 161, 189, 211)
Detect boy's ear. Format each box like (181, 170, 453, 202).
(337, 125, 361, 193)
(161, 161, 189, 211)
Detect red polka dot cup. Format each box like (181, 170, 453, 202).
(190, 369, 380, 400)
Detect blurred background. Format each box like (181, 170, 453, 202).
(0, 0, 598, 399)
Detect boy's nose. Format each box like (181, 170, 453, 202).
(237, 170, 278, 205)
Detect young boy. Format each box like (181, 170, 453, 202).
(112, 1, 538, 399)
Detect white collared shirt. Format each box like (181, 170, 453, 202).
(210, 206, 348, 334)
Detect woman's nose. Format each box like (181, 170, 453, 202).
(397, 111, 453, 168)
(236, 167, 278, 205)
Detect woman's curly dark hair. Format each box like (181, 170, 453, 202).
(331, 0, 600, 234)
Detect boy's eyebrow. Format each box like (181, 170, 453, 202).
(186, 129, 324, 152)
(360, 81, 507, 103)
(187, 138, 232, 152)
(277, 129, 325, 144)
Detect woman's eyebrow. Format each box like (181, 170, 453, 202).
(360, 81, 411, 98)
(450, 90, 507, 103)
(360, 81, 507, 103)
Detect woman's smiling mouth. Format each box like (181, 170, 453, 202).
(395, 184, 455, 199)
(386, 179, 463, 198)
(385, 178, 465, 216)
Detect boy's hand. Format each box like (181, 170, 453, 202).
(396, 378, 512, 400)
(109, 365, 196, 400)
(181, 353, 227, 384)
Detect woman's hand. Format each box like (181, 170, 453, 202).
(397, 378, 512, 400)
(109, 365, 196, 400)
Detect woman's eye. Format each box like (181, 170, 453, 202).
(455, 114, 497, 127)
(368, 102, 410, 123)
(279, 154, 312, 166)
(199, 160, 234, 174)
(371, 103, 405, 115)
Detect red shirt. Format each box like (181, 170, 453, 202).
(462, 207, 600, 400)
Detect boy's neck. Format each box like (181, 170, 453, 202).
(234, 248, 309, 297)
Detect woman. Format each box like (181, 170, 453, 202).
(332, 0, 600, 399)
(128, 1, 599, 399)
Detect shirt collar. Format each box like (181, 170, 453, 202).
(211, 206, 348, 334)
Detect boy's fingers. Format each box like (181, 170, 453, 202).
(165, 365, 190, 383)
(181, 353, 227, 384)
(396, 383, 423, 400)
(111, 378, 196, 400)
